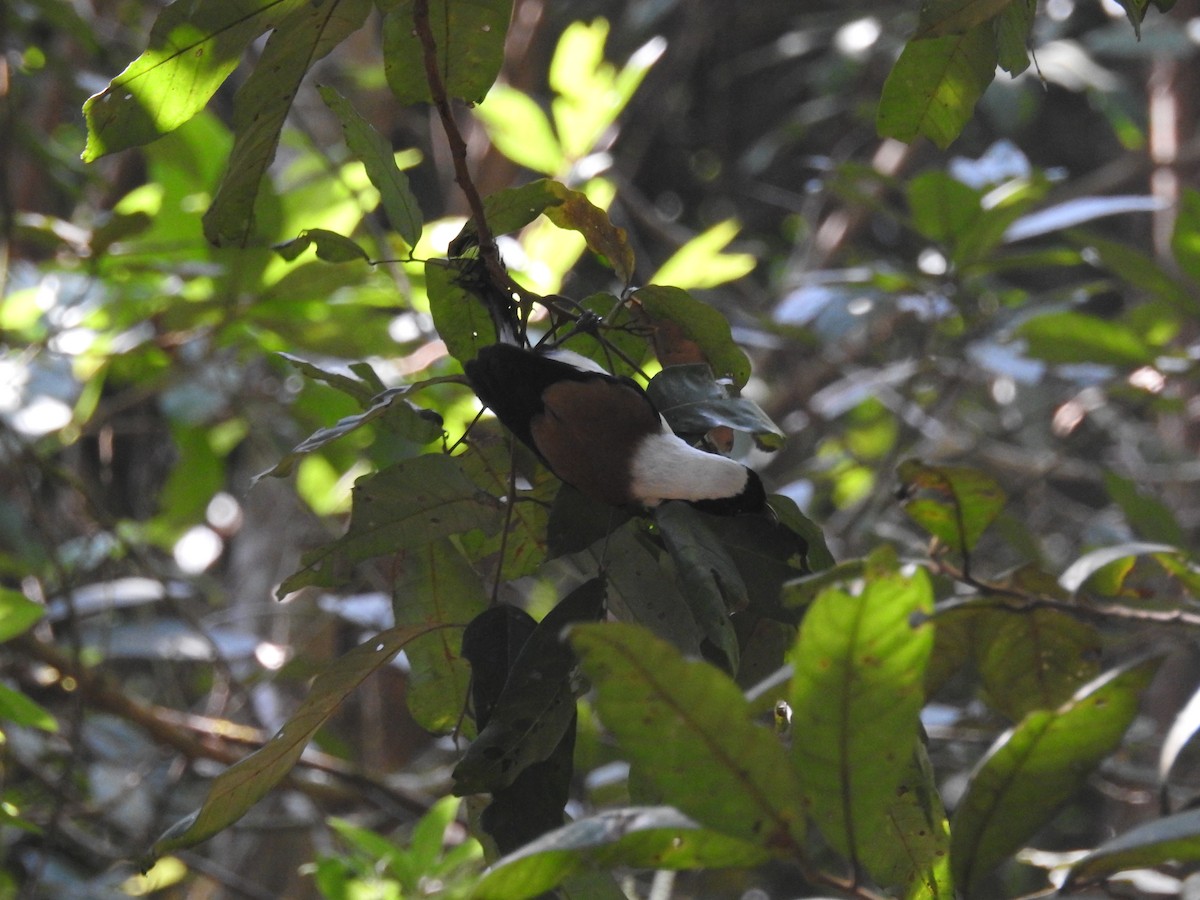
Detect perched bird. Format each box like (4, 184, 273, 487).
(465, 342, 765, 514)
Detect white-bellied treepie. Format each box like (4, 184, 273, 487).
(465, 342, 765, 515)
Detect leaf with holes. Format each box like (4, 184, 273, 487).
(898, 460, 1005, 556)
(788, 552, 935, 881)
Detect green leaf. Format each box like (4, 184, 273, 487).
(273, 228, 370, 263)
(425, 258, 499, 364)
(0, 588, 45, 643)
(1017, 311, 1154, 365)
(654, 502, 747, 672)
(860, 742, 953, 898)
(0, 683, 58, 732)
(148, 622, 439, 860)
(203, 0, 372, 246)
(915, 0, 1018, 37)
(633, 285, 751, 388)
(1073, 231, 1199, 313)
(950, 655, 1162, 894)
(475, 84, 566, 176)
(907, 171, 983, 245)
(452, 578, 605, 795)
(1104, 471, 1186, 547)
(571, 623, 806, 852)
(651, 220, 756, 290)
(1171, 189, 1200, 282)
(1066, 807, 1200, 887)
(994, 0, 1033, 75)
(898, 460, 1006, 555)
(382, 0, 512, 105)
(393, 541, 488, 734)
(318, 86, 423, 247)
(542, 184, 635, 285)
(278, 454, 503, 595)
(973, 608, 1102, 720)
(788, 556, 935, 877)
(470, 806, 772, 900)
(877, 25, 997, 149)
(645, 364, 784, 450)
(82, 0, 307, 161)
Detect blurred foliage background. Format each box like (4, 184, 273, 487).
(3, 0, 1200, 897)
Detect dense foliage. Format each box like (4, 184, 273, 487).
(4, 0, 1200, 898)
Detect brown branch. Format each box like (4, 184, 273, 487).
(411, 0, 499, 273)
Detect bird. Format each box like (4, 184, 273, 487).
(465, 342, 766, 515)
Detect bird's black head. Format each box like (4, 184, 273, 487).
(690, 468, 766, 516)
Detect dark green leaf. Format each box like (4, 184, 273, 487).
(572, 623, 806, 852)
(788, 554, 935, 873)
(646, 364, 784, 450)
(148, 623, 438, 860)
(382, 0, 512, 105)
(317, 85, 423, 246)
(654, 502, 747, 671)
(452, 577, 605, 794)
(82, 0, 306, 161)
(633, 286, 751, 388)
(203, 0, 372, 246)
(898, 460, 1006, 555)
(994, 0, 1034, 75)
(278, 455, 503, 595)
(470, 806, 772, 900)
(950, 656, 1162, 894)
(273, 228, 370, 263)
(907, 171, 983, 245)
(877, 26, 997, 149)
(1073, 232, 1198, 313)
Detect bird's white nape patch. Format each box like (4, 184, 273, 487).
(541, 346, 611, 375)
(628, 431, 750, 505)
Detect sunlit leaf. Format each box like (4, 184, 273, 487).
(382, 0, 512, 105)
(203, 0, 372, 246)
(82, 0, 307, 161)
(1066, 807, 1200, 887)
(877, 25, 997, 149)
(572, 623, 806, 852)
(1159, 683, 1200, 795)
(0, 683, 58, 732)
(475, 84, 566, 176)
(650, 220, 756, 291)
(915, 0, 1017, 37)
(898, 460, 1006, 555)
(950, 656, 1162, 894)
(1058, 541, 1179, 594)
(788, 554, 935, 878)
(1004, 195, 1165, 243)
(471, 806, 771, 900)
(318, 86, 423, 246)
(0, 588, 45, 643)
(148, 623, 439, 860)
